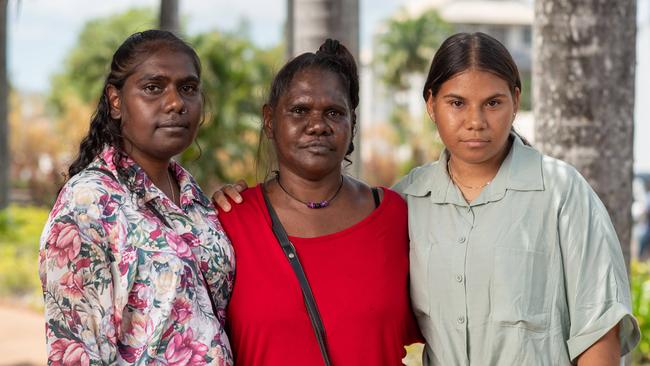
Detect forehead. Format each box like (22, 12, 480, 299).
(282, 68, 348, 101)
(439, 69, 511, 96)
(129, 48, 198, 79)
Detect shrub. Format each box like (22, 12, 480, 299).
(0, 205, 49, 307)
(632, 260, 650, 365)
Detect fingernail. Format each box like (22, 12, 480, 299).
(235, 197, 242, 203)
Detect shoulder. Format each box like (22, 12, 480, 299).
(57, 168, 124, 211)
(217, 184, 266, 228)
(381, 187, 406, 207)
(539, 154, 594, 196)
(46, 167, 126, 240)
(392, 161, 440, 196)
(540, 154, 582, 184)
(536, 155, 610, 220)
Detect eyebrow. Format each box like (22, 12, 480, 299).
(441, 92, 508, 100)
(136, 74, 200, 83)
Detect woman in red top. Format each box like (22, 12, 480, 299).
(216, 39, 421, 365)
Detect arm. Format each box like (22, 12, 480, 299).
(576, 325, 620, 366)
(557, 168, 639, 361)
(211, 179, 248, 211)
(40, 186, 119, 363)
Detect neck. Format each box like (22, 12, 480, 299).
(274, 167, 344, 207)
(448, 140, 511, 187)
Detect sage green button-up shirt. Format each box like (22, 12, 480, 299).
(393, 136, 640, 366)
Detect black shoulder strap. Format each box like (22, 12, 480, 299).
(371, 187, 380, 208)
(261, 188, 332, 366)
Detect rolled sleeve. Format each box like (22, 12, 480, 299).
(567, 303, 639, 360)
(559, 170, 640, 361)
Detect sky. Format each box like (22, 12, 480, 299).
(6, 0, 650, 172)
(6, 0, 412, 93)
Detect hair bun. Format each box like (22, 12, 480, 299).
(317, 38, 341, 55)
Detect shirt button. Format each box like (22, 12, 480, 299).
(457, 316, 465, 324)
(455, 274, 464, 283)
(458, 236, 466, 244)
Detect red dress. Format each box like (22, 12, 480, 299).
(218, 184, 421, 366)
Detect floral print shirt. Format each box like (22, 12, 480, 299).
(39, 146, 235, 365)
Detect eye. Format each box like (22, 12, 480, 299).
(143, 84, 162, 94)
(486, 99, 501, 107)
(326, 109, 344, 118)
(180, 84, 199, 96)
(450, 100, 463, 108)
(290, 106, 308, 114)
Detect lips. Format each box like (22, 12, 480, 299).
(461, 138, 490, 148)
(157, 120, 190, 129)
(300, 140, 333, 153)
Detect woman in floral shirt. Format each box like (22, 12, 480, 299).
(39, 30, 235, 365)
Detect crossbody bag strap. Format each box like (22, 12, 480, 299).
(261, 187, 332, 366)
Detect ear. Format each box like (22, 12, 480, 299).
(512, 87, 521, 118)
(106, 85, 122, 120)
(425, 91, 436, 124)
(262, 104, 274, 139)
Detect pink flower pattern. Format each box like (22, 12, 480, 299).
(47, 223, 82, 267)
(165, 329, 209, 366)
(49, 339, 90, 366)
(40, 147, 235, 365)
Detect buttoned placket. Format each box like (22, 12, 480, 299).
(450, 202, 475, 366)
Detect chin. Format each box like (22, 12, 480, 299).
(156, 143, 191, 159)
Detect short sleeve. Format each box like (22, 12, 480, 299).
(558, 171, 640, 360)
(39, 179, 121, 363)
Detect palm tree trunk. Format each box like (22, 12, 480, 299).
(533, 0, 637, 267)
(0, 0, 9, 209)
(159, 0, 180, 34)
(288, 0, 361, 177)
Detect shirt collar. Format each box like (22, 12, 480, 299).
(402, 133, 544, 205)
(95, 146, 210, 208)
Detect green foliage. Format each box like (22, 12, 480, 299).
(49, 8, 157, 113)
(0, 205, 49, 304)
(520, 71, 532, 111)
(183, 32, 283, 187)
(632, 260, 650, 364)
(376, 9, 451, 90)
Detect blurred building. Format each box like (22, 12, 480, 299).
(407, 0, 532, 74)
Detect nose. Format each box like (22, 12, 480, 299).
(305, 112, 331, 135)
(164, 88, 186, 114)
(465, 105, 486, 130)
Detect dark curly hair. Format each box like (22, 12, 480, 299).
(66, 29, 202, 179)
(257, 38, 359, 178)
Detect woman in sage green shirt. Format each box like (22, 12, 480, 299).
(391, 32, 639, 365)
(214, 32, 640, 365)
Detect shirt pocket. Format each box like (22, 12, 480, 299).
(491, 246, 551, 332)
(409, 230, 434, 318)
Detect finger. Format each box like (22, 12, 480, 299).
(224, 185, 243, 203)
(234, 179, 249, 192)
(212, 191, 232, 212)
